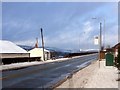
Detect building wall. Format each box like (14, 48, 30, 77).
(28, 49, 43, 57)
(45, 52, 50, 60)
(100, 51, 105, 59)
(28, 48, 50, 61)
(0, 53, 30, 59)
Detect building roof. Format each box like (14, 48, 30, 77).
(28, 48, 50, 52)
(113, 42, 120, 49)
(0, 40, 28, 53)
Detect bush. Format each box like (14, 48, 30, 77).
(116, 46, 120, 70)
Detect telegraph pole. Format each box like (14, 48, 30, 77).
(41, 28, 45, 61)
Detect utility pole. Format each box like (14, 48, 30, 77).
(100, 22, 102, 51)
(103, 19, 105, 49)
(35, 38, 38, 48)
(41, 28, 45, 61)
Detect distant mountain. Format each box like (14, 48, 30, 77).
(18, 45, 71, 58)
(44, 47, 71, 53)
(18, 45, 34, 51)
(44, 47, 71, 58)
(18, 45, 71, 53)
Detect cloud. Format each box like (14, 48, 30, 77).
(2, 18, 40, 41)
(14, 39, 36, 46)
(43, 20, 96, 50)
(105, 25, 118, 47)
(2, 2, 118, 50)
(83, 21, 94, 36)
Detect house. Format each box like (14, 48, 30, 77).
(28, 48, 50, 61)
(112, 42, 120, 58)
(0, 40, 30, 59)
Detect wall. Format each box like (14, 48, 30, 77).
(0, 53, 30, 58)
(28, 48, 50, 61)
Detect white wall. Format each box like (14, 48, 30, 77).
(28, 48, 50, 61)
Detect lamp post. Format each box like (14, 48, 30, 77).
(100, 22, 102, 60)
(92, 18, 102, 56)
(92, 18, 103, 68)
(100, 22, 102, 50)
(92, 17, 105, 50)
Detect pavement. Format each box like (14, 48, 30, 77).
(84, 59, 119, 88)
(56, 59, 119, 89)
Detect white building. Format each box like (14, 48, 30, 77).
(28, 48, 50, 61)
(0, 40, 30, 58)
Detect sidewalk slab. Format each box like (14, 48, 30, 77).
(84, 60, 118, 88)
(56, 60, 119, 89)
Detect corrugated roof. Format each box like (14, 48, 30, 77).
(0, 40, 28, 53)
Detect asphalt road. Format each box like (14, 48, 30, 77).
(1, 53, 98, 89)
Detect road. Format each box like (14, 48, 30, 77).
(1, 53, 98, 89)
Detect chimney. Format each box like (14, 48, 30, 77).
(35, 38, 38, 48)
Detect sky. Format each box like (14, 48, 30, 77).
(2, 2, 118, 51)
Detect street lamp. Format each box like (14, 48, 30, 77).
(100, 22, 102, 51)
(92, 18, 102, 52)
(92, 18, 103, 68)
(92, 17, 106, 50)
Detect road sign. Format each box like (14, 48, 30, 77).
(94, 36, 99, 45)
